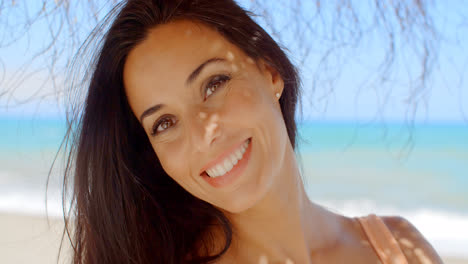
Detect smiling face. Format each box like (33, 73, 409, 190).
(123, 20, 289, 213)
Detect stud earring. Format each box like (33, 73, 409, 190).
(275, 93, 281, 98)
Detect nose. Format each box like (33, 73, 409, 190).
(189, 110, 221, 153)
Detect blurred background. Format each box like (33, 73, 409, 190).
(1, 0, 467, 263)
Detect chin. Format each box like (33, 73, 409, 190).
(218, 182, 269, 214)
(223, 201, 253, 214)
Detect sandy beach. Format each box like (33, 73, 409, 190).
(0, 213, 71, 264)
(0, 213, 466, 264)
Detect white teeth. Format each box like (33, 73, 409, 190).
(208, 167, 216, 176)
(205, 139, 250, 178)
(214, 165, 224, 176)
(223, 159, 234, 172)
(234, 149, 242, 159)
(230, 155, 238, 165)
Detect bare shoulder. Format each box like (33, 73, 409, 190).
(382, 216, 443, 264)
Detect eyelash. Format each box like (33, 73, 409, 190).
(150, 74, 231, 136)
(203, 74, 231, 100)
(151, 115, 177, 136)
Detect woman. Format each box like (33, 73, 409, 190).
(64, 0, 442, 263)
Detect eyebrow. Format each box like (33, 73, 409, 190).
(186, 57, 226, 85)
(140, 57, 226, 124)
(140, 103, 164, 124)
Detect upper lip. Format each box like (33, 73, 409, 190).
(199, 138, 250, 175)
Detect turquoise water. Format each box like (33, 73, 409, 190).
(297, 121, 468, 214)
(1, 118, 467, 210)
(298, 121, 468, 151)
(0, 117, 66, 152)
(1, 117, 468, 256)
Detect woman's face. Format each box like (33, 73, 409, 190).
(124, 20, 288, 213)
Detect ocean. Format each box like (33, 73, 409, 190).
(1, 117, 467, 257)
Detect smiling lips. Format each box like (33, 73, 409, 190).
(202, 138, 251, 178)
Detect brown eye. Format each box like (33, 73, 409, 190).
(151, 116, 176, 136)
(204, 74, 231, 100)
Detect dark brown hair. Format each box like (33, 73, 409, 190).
(63, 0, 300, 263)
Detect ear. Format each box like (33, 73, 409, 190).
(259, 60, 284, 100)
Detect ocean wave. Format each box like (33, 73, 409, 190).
(1, 192, 467, 258)
(0, 191, 64, 218)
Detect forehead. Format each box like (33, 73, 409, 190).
(123, 20, 243, 116)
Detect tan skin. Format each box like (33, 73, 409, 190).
(123, 20, 443, 264)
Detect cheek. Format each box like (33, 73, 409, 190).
(229, 80, 287, 157)
(224, 80, 279, 126)
(222, 80, 266, 116)
(153, 140, 190, 184)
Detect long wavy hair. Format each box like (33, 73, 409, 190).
(62, 0, 301, 263)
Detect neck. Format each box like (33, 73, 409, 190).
(221, 144, 342, 264)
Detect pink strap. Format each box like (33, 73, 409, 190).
(357, 214, 408, 264)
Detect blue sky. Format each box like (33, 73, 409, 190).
(1, 0, 467, 123)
